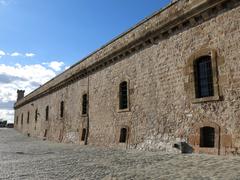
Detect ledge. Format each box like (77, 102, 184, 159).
(14, 0, 240, 109)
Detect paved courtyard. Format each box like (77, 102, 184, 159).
(0, 129, 240, 180)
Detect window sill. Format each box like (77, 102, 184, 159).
(117, 108, 130, 113)
(191, 95, 220, 104)
(81, 114, 88, 117)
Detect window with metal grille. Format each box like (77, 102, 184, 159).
(46, 106, 49, 121)
(82, 94, 88, 115)
(194, 56, 214, 98)
(119, 81, 128, 109)
(27, 111, 30, 124)
(60, 101, 64, 118)
(200, 127, 215, 148)
(119, 128, 127, 143)
(35, 109, 38, 122)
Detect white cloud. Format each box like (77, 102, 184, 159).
(10, 52, 22, 57)
(43, 61, 64, 71)
(25, 53, 35, 57)
(0, 50, 6, 57)
(0, 63, 57, 122)
(64, 66, 70, 70)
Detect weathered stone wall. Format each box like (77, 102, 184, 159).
(14, 0, 240, 155)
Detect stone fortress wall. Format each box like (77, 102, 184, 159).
(14, 0, 240, 155)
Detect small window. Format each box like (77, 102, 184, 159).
(44, 129, 48, 138)
(81, 128, 86, 141)
(82, 94, 88, 115)
(46, 106, 49, 121)
(119, 81, 128, 110)
(35, 109, 38, 122)
(119, 128, 127, 143)
(200, 126, 215, 148)
(194, 56, 214, 98)
(21, 113, 23, 125)
(27, 111, 30, 124)
(60, 101, 64, 118)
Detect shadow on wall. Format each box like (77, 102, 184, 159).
(173, 142, 194, 154)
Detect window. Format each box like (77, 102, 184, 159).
(82, 94, 88, 115)
(21, 113, 23, 125)
(194, 56, 214, 98)
(46, 106, 49, 121)
(200, 127, 215, 148)
(81, 128, 86, 141)
(60, 101, 64, 118)
(35, 109, 38, 122)
(44, 129, 48, 138)
(119, 81, 128, 110)
(27, 111, 30, 124)
(119, 128, 127, 143)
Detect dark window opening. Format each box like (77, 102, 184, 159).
(119, 81, 128, 110)
(46, 106, 49, 121)
(200, 127, 215, 148)
(82, 94, 88, 115)
(44, 129, 48, 138)
(21, 113, 23, 125)
(27, 112, 30, 124)
(27, 133, 30, 137)
(81, 128, 86, 141)
(119, 128, 127, 143)
(60, 101, 64, 118)
(194, 56, 214, 98)
(35, 109, 38, 122)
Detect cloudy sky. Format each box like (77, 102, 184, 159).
(0, 0, 170, 122)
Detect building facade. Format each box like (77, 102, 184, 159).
(14, 0, 240, 155)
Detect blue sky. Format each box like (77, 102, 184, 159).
(0, 0, 171, 122)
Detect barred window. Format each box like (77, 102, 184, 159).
(46, 106, 49, 121)
(60, 101, 64, 118)
(82, 94, 88, 115)
(119, 81, 128, 109)
(194, 56, 214, 98)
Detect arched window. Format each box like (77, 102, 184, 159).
(35, 109, 38, 122)
(119, 81, 128, 110)
(119, 128, 127, 143)
(81, 128, 86, 141)
(194, 56, 214, 98)
(200, 126, 215, 148)
(27, 111, 30, 124)
(21, 113, 23, 125)
(60, 101, 64, 118)
(46, 106, 49, 121)
(82, 94, 88, 115)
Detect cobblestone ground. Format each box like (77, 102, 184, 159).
(0, 129, 240, 180)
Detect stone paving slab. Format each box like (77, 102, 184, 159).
(0, 129, 240, 180)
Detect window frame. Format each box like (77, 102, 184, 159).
(186, 49, 220, 103)
(118, 80, 130, 112)
(82, 94, 88, 116)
